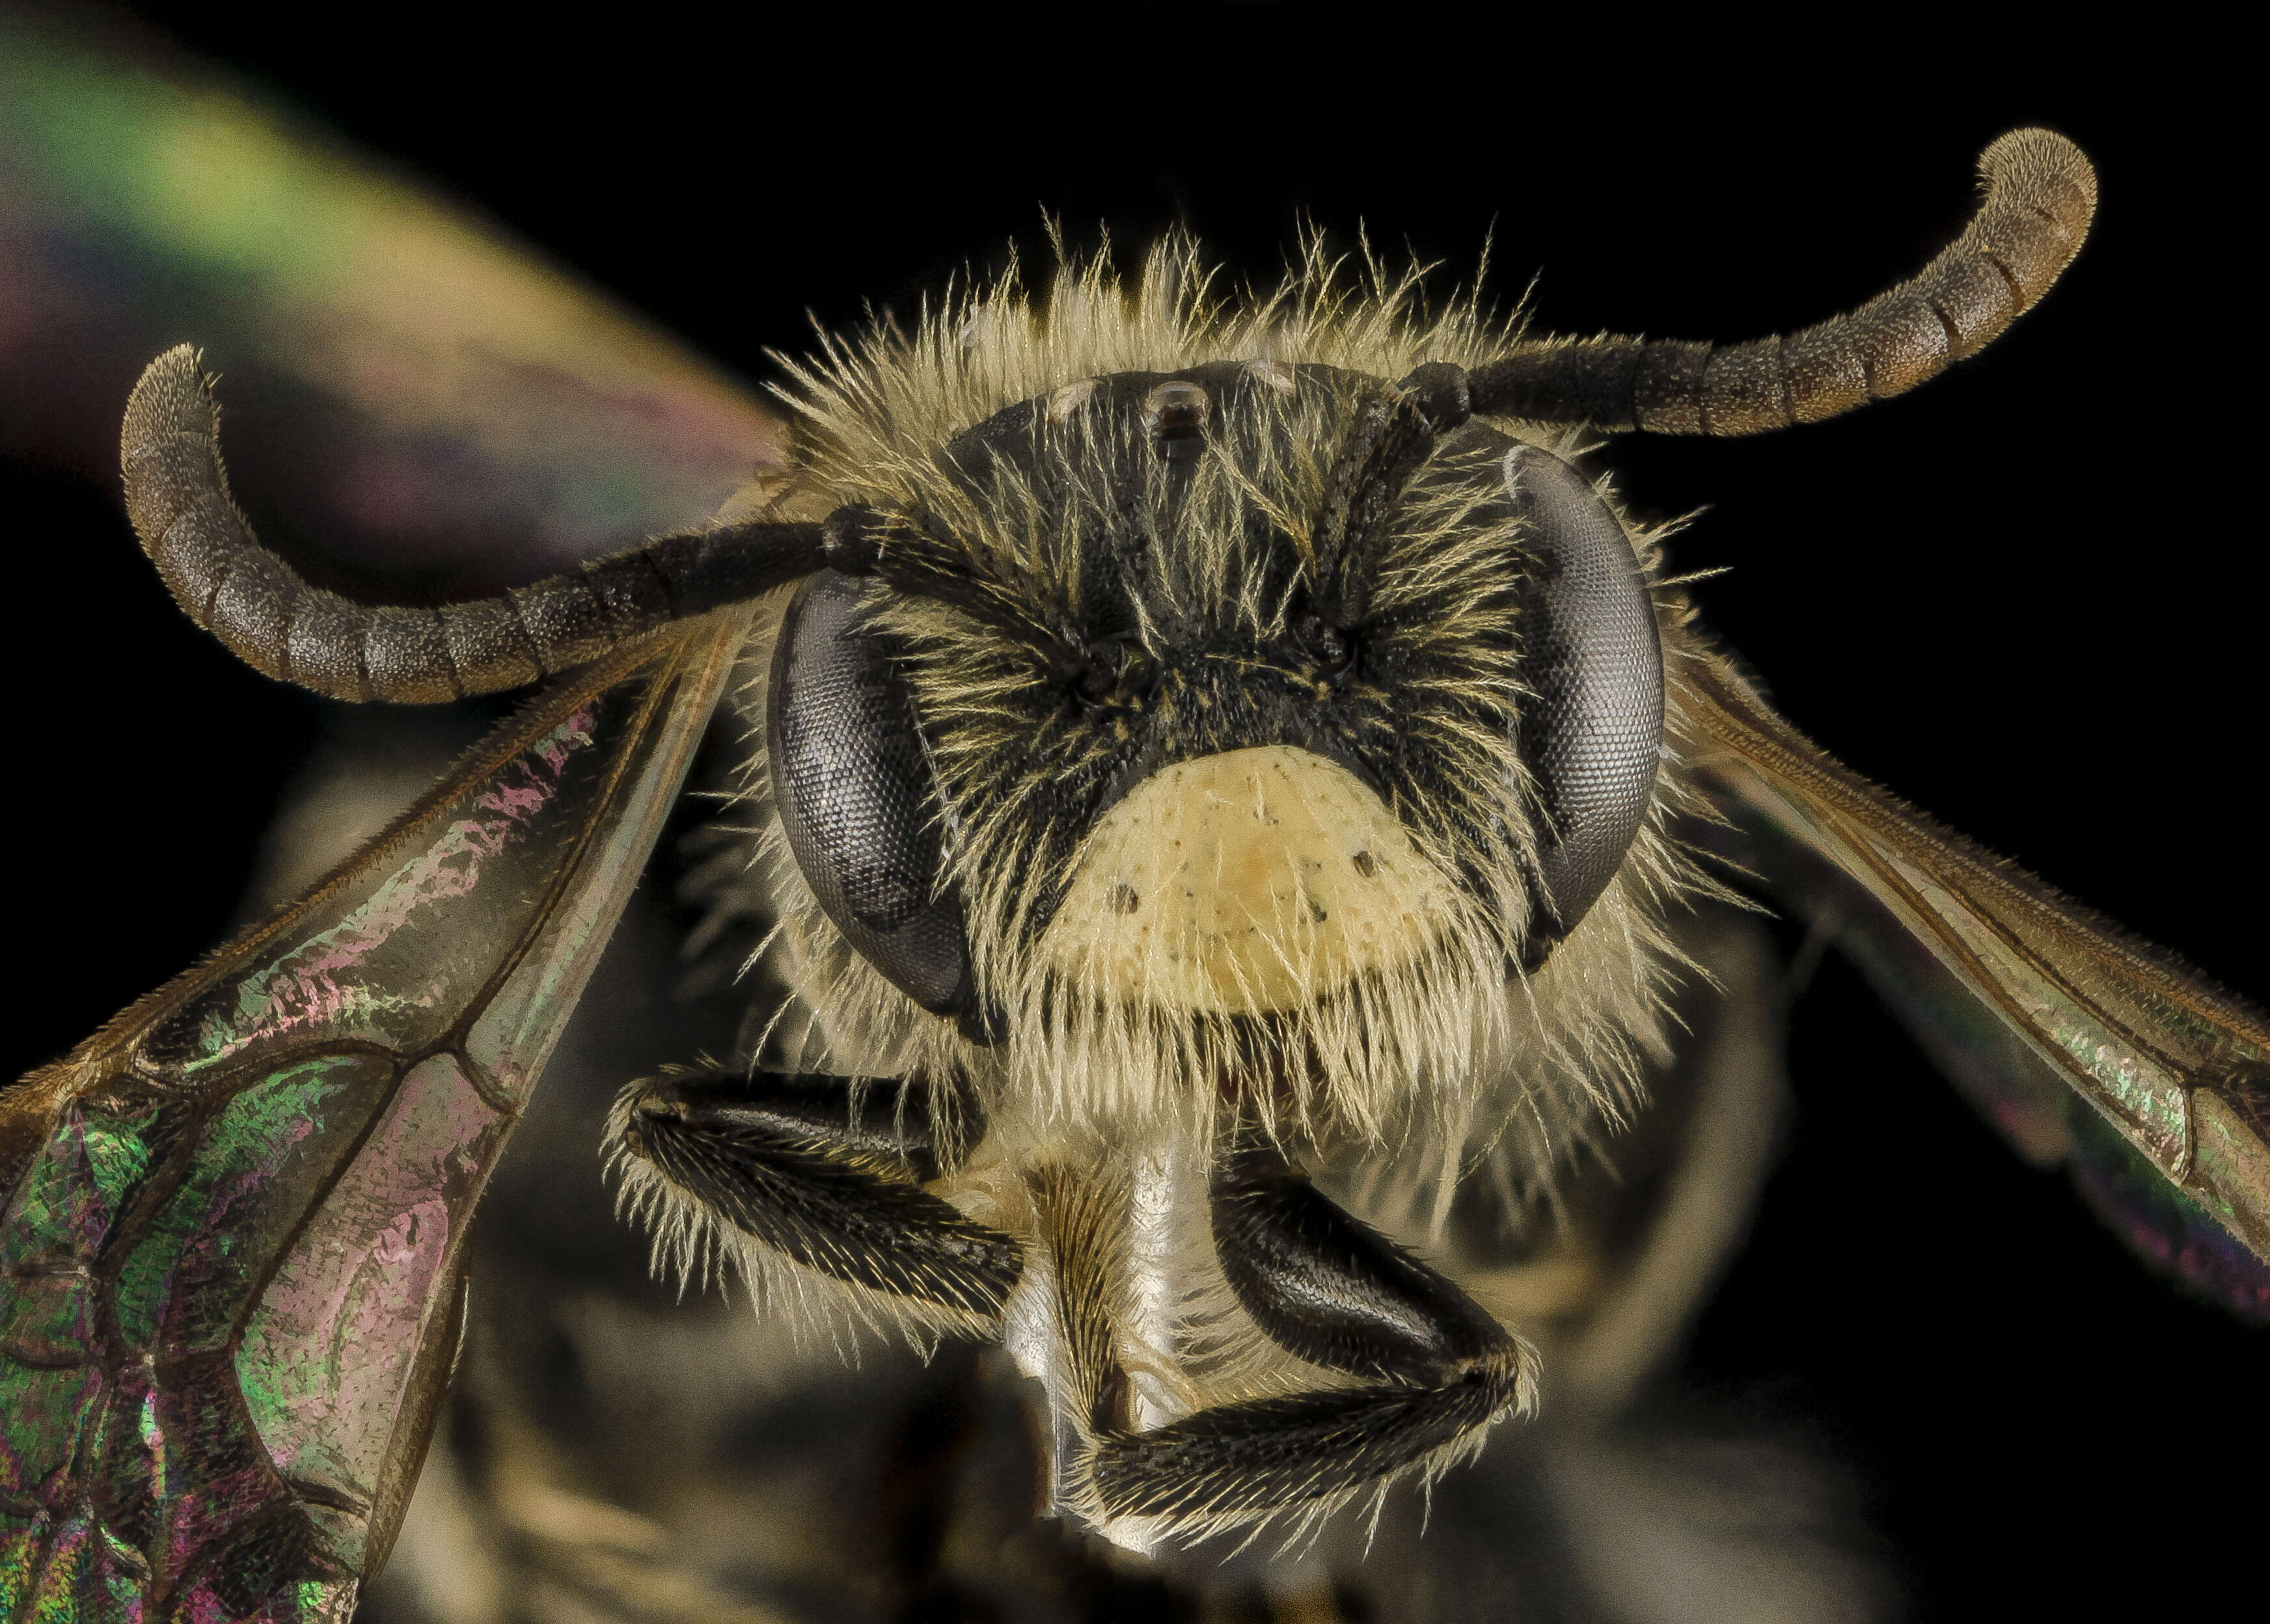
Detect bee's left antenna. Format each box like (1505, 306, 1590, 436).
(119, 345, 830, 703)
(1458, 128, 2096, 435)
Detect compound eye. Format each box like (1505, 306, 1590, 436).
(1507, 446, 1664, 958)
(766, 571, 975, 1016)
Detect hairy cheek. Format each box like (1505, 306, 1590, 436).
(1033, 745, 1458, 1014)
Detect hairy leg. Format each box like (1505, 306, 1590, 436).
(1086, 1140, 1535, 1536)
(612, 1070, 1021, 1324)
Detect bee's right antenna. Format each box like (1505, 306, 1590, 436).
(1460, 128, 2097, 436)
(122, 345, 832, 702)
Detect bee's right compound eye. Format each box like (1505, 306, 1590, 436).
(766, 571, 977, 1018)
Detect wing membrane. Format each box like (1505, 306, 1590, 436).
(0, 610, 748, 1622)
(1682, 653, 2270, 1270)
(0, 14, 790, 587)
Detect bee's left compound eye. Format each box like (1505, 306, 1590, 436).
(767, 571, 976, 1018)
(1506, 445, 1665, 960)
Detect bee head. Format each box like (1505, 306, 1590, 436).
(745, 249, 1676, 1144)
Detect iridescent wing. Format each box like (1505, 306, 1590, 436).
(1683, 652, 2270, 1314)
(0, 610, 749, 1622)
(0, 24, 789, 1617)
(0, 12, 790, 586)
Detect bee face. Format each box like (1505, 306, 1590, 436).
(913, 363, 1546, 1004)
(756, 301, 1677, 1142)
(1040, 742, 1462, 1016)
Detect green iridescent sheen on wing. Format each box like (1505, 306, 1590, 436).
(108, 1059, 385, 1357)
(2066, 1098, 2270, 1320)
(1695, 669, 2270, 1320)
(0, 615, 748, 1621)
(0, 15, 788, 586)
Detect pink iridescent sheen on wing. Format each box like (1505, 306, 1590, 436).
(1, 614, 748, 1620)
(0, 15, 788, 587)
(235, 1053, 497, 1524)
(154, 707, 605, 1079)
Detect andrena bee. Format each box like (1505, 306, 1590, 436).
(7, 125, 2263, 1617)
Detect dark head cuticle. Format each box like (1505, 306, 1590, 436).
(955, 1002, 1007, 1048)
(1396, 361, 1472, 433)
(821, 504, 885, 576)
(1292, 609, 1357, 677)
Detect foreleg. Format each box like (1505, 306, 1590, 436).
(1086, 1141, 1536, 1539)
(610, 1070, 1020, 1327)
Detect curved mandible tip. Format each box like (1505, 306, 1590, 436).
(119, 346, 827, 702)
(1464, 129, 2098, 435)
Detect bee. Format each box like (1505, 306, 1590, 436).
(3, 25, 2263, 1616)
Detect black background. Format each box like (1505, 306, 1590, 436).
(5, 8, 2257, 1617)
